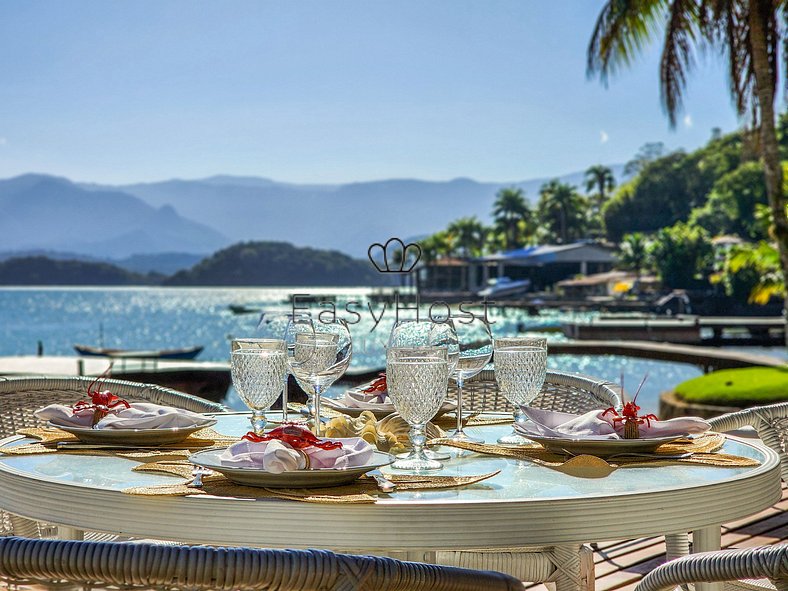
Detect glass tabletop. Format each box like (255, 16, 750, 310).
(0, 412, 772, 505)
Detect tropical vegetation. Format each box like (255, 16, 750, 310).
(587, 0, 788, 309)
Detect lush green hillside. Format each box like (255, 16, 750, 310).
(0, 256, 155, 285)
(602, 125, 782, 242)
(164, 241, 386, 286)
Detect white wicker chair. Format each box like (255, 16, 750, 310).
(436, 367, 621, 591)
(0, 376, 226, 539)
(0, 537, 524, 591)
(662, 401, 788, 568)
(634, 545, 788, 591)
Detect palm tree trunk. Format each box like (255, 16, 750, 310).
(748, 4, 788, 327)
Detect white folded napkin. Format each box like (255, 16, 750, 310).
(516, 407, 711, 440)
(342, 389, 395, 410)
(219, 436, 375, 473)
(324, 388, 456, 413)
(35, 402, 209, 430)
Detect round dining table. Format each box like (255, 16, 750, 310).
(0, 412, 780, 591)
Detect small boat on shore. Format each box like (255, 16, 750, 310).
(73, 344, 204, 360)
(477, 277, 531, 299)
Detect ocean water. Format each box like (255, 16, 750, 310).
(0, 287, 705, 413)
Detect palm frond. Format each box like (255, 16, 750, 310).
(587, 0, 669, 82)
(660, 0, 701, 124)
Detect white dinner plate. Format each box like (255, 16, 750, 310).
(189, 447, 393, 488)
(48, 418, 217, 446)
(323, 392, 455, 420)
(524, 433, 685, 458)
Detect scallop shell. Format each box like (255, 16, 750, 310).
(323, 411, 443, 454)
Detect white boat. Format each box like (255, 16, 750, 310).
(476, 276, 531, 299)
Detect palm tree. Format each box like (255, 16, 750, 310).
(419, 231, 455, 263)
(619, 232, 649, 279)
(492, 187, 531, 250)
(584, 164, 616, 213)
(447, 217, 487, 257)
(537, 180, 588, 243)
(587, 0, 788, 319)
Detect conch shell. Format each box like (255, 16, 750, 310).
(324, 411, 444, 455)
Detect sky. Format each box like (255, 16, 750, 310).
(0, 1, 743, 185)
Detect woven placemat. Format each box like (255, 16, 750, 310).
(123, 470, 501, 504)
(0, 427, 236, 459)
(433, 413, 513, 430)
(428, 433, 760, 471)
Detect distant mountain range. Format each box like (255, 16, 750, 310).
(0, 166, 624, 261)
(93, 166, 623, 256)
(0, 174, 228, 258)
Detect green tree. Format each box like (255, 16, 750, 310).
(588, 0, 788, 319)
(419, 230, 456, 263)
(584, 165, 616, 237)
(624, 142, 666, 176)
(447, 217, 487, 257)
(690, 161, 770, 240)
(649, 223, 714, 289)
(618, 232, 650, 279)
(492, 187, 531, 250)
(584, 164, 616, 211)
(536, 180, 588, 244)
(715, 241, 784, 304)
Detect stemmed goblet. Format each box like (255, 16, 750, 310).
(387, 319, 458, 461)
(286, 313, 352, 436)
(230, 339, 288, 435)
(494, 337, 548, 444)
(255, 312, 295, 421)
(386, 346, 450, 470)
(446, 317, 493, 443)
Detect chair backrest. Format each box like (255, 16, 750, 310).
(0, 537, 524, 591)
(0, 375, 226, 438)
(449, 368, 621, 414)
(634, 544, 788, 591)
(709, 401, 788, 482)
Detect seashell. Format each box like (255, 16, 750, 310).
(322, 411, 443, 454)
(377, 413, 444, 452)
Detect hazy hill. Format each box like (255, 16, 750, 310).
(0, 174, 229, 258)
(0, 256, 153, 285)
(165, 241, 386, 286)
(106, 167, 624, 257)
(0, 249, 205, 275)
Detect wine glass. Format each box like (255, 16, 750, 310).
(386, 346, 450, 470)
(387, 320, 458, 461)
(230, 339, 288, 435)
(286, 313, 352, 436)
(494, 339, 548, 444)
(255, 312, 294, 421)
(446, 317, 493, 443)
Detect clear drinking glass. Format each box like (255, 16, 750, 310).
(255, 312, 294, 421)
(447, 317, 493, 444)
(230, 339, 288, 435)
(387, 320, 458, 461)
(386, 346, 450, 471)
(286, 314, 352, 436)
(494, 341, 548, 444)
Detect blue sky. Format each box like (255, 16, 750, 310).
(0, 1, 741, 184)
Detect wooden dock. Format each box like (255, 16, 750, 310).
(562, 316, 786, 347)
(527, 483, 788, 590)
(546, 340, 785, 372)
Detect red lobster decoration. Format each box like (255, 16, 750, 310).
(601, 372, 657, 439)
(72, 364, 130, 426)
(362, 373, 388, 402)
(242, 423, 343, 450)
